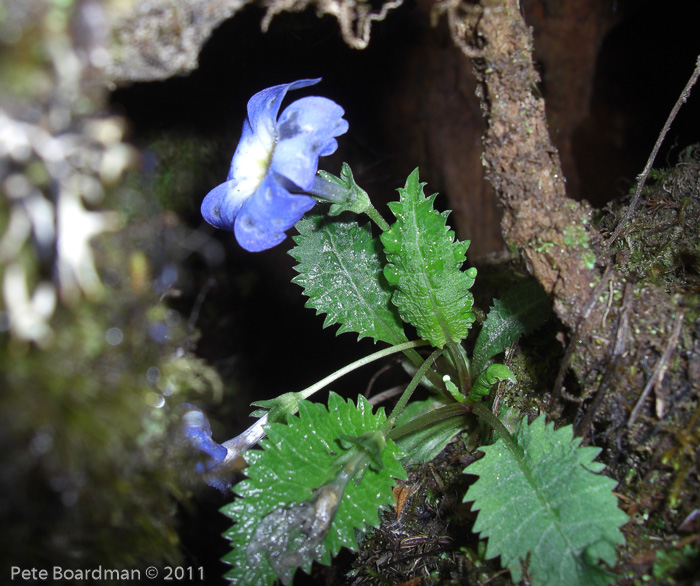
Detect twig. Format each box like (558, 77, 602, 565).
(553, 265, 614, 401)
(601, 278, 615, 328)
(367, 385, 405, 406)
(364, 361, 400, 398)
(576, 282, 632, 441)
(187, 277, 214, 330)
(627, 309, 686, 428)
(607, 54, 700, 248)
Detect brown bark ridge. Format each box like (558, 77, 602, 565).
(470, 0, 599, 323)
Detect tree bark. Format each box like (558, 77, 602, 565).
(467, 0, 691, 444)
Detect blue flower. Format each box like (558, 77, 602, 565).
(180, 403, 228, 474)
(201, 78, 349, 252)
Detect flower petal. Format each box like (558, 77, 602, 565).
(201, 179, 251, 231)
(271, 96, 349, 190)
(245, 78, 322, 139)
(234, 175, 315, 252)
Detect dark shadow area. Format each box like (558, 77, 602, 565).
(574, 0, 700, 206)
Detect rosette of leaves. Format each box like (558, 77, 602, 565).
(221, 392, 406, 586)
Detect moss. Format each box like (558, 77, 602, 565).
(530, 239, 555, 253)
(562, 218, 598, 270)
(563, 222, 588, 248)
(0, 212, 226, 570)
(596, 145, 700, 295)
(581, 249, 596, 270)
(653, 544, 700, 584)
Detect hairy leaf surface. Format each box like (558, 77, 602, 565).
(291, 214, 406, 345)
(464, 414, 628, 586)
(221, 393, 406, 586)
(380, 169, 476, 348)
(471, 279, 550, 378)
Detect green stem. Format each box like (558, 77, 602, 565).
(381, 348, 443, 435)
(387, 403, 470, 442)
(298, 339, 429, 400)
(447, 341, 470, 395)
(220, 341, 428, 463)
(365, 203, 390, 232)
(401, 346, 445, 391)
(469, 401, 536, 485)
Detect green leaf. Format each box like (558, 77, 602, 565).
(468, 363, 516, 401)
(471, 279, 550, 379)
(291, 214, 407, 345)
(221, 393, 406, 586)
(464, 414, 628, 586)
(380, 169, 476, 348)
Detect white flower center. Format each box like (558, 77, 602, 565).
(228, 127, 276, 208)
(236, 136, 274, 187)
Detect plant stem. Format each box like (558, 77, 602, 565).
(382, 348, 443, 435)
(387, 403, 470, 442)
(365, 204, 390, 232)
(469, 401, 537, 486)
(447, 341, 470, 394)
(401, 346, 444, 391)
(298, 339, 428, 400)
(219, 340, 430, 462)
(608, 54, 700, 247)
